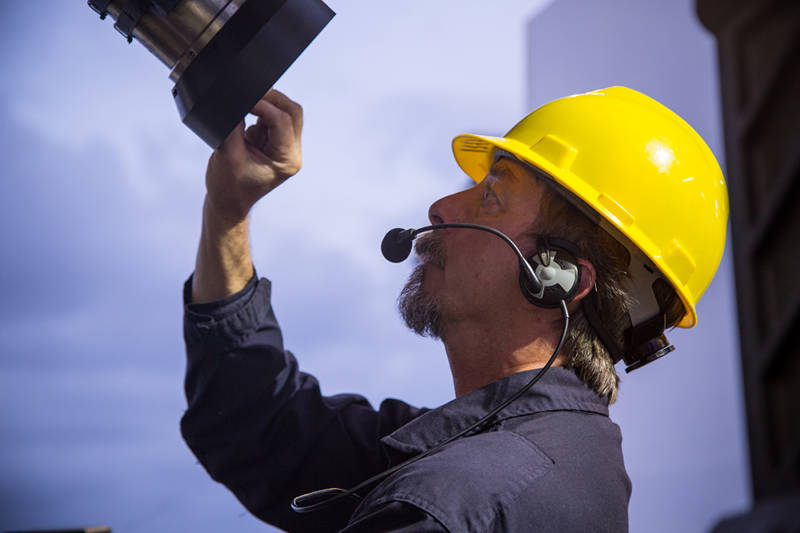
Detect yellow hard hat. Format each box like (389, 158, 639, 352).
(452, 86, 728, 328)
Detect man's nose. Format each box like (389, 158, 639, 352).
(428, 191, 463, 225)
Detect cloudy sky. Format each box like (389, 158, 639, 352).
(0, 1, 748, 532)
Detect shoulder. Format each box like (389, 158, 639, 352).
(356, 430, 553, 532)
(356, 413, 630, 532)
(501, 410, 631, 532)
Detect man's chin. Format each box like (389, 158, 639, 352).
(398, 264, 442, 339)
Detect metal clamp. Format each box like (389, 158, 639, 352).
(114, 0, 150, 43)
(88, 0, 113, 19)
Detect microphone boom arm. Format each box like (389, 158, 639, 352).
(385, 223, 543, 294)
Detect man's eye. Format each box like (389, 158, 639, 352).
(482, 189, 497, 202)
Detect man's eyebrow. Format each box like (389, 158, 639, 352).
(489, 160, 516, 181)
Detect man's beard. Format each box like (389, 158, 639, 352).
(397, 233, 446, 339)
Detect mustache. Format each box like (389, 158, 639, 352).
(413, 232, 446, 268)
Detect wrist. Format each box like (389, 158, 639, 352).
(204, 194, 251, 229)
(192, 199, 254, 304)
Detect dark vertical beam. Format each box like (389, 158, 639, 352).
(697, 0, 800, 501)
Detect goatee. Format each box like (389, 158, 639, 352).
(397, 234, 446, 339)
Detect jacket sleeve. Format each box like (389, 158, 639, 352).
(180, 274, 426, 532)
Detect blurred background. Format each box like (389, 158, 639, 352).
(0, 0, 774, 531)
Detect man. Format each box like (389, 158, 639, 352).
(181, 86, 728, 532)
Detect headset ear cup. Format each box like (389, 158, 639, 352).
(520, 241, 582, 308)
(533, 256, 581, 307)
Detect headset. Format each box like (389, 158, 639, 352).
(290, 223, 581, 514)
(381, 225, 582, 307)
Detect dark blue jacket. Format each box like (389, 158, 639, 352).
(181, 275, 631, 532)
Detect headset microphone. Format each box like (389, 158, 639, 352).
(380, 228, 416, 263)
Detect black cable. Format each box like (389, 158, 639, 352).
(291, 299, 570, 514)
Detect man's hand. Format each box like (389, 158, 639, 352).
(205, 89, 303, 222)
(191, 90, 303, 304)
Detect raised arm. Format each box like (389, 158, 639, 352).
(191, 89, 303, 304)
(181, 90, 430, 531)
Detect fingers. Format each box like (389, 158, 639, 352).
(216, 89, 301, 164)
(244, 123, 267, 152)
(250, 99, 296, 154)
(262, 89, 303, 141)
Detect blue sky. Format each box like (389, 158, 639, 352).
(0, 1, 748, 531)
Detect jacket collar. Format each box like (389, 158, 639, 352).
(381, 366, 609, 455)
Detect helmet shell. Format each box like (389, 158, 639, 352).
(452, 86, 728, 328)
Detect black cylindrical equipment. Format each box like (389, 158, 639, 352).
(89, 0, 335, 147)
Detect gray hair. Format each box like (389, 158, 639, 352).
(531, 170, 683, 403)
(534, 193, 630, 403)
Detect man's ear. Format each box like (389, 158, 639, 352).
(572, 259, 597, 305)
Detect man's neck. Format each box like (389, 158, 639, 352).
(441, 314, 567, 397)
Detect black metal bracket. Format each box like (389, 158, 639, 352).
(89, 0, 180, 39)
(114, 0, 151, 43)
(88, 0, 113, 19)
